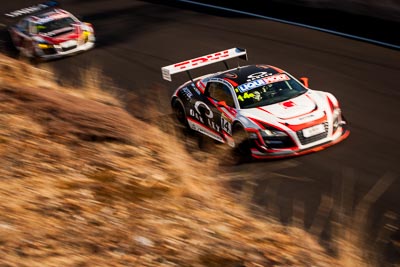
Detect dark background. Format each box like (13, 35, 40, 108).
(1, 0, 400, 264)
(150, 0, 400, 48)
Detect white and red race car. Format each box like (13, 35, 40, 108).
(162, 48, 349, 161)
(6, 1, 95, 60)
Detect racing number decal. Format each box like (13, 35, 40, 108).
(221, 116, 232, 135)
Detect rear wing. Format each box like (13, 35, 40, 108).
(5, 1, 59, 19)
(161, 47, 247, 82)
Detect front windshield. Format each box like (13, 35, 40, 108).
(36, 17, 75, 34)
(235, 73, 307, 109)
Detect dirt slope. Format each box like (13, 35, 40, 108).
(0, 54, 361, 266)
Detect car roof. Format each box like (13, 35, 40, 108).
(28, 8, 72, 24)
(212, 65, 285, 86)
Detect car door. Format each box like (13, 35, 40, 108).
(12, 19, 32, 53)
(204, 81, 236, 138)
(180, 81, 221, 142)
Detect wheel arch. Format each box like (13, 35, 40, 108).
(171, 96, 188, 127)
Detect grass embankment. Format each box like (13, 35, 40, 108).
(0, 55, 360, 266)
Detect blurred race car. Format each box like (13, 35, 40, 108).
(6, 1, 95, 60)
(162, 48, 349, 161)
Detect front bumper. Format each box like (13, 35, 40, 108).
(36, 39, 95, 60)
(250, 127, 350, 159)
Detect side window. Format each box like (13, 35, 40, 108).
(30, 22, 38, 34)
(18, 19, 30, 34)
(207, 82, 235, 107)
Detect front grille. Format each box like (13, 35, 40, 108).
(62, 45, 77, 52)
(263, 136, 296, 149)
(296, 122, 329, 145)
(42, 48, 56, 55)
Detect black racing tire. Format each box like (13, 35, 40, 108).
(20, 41, 41, 64)
(223, 123, 251, 165)
(171, 98, 188, 128)
(23, 40, 35, 58)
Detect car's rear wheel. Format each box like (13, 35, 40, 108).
(172, 98, 188, 128)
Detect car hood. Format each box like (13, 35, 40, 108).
(241, 92, 328, 126)
(257, 93, 316, 119)
(37, 24, 81, 44)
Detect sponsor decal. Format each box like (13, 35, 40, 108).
(37, 13, 70, 24)
(189, 83, 201, 95)
(281, 100, 295, 108)
(193, 86, 201, 95)
(224, 73, 238, 79)
(181, 87, 193, 100)
(236, 92, 255, 102)
(237, 73, 290, 93)
(246, 72, 273, 82)
(194, 101, 213, 119)
(188, 120, 223, 142)
(189, 101, 220, 132)
(255, 64, 270, 69)
(41, 26, 74, 37)
(262, 73, 290, 84)
(299, 114, 315, 120)
(174, 50, 230, 70)
(237, 79, 266, 93)
(5, 4, 49, 18)
(302, 124, 325, 138)
(206, 78, 233, 90)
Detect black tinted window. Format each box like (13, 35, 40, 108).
(207, 82, 235, 107)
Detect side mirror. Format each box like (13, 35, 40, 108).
(299, 77, 309, 88)
(217, 101, 228, 108)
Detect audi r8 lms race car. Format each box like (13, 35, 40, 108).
(5, 1, 95, 60)
(162, 48, 349, 161)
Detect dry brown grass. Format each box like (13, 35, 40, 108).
(0, 54, 366, 266)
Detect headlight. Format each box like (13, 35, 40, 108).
(332, 108, 341, 131)
(248, 132, 258, 139)
(260, 126, 293, 149)
(37, 43, 53, 49)
(261, 127, 288, 137)
(333, 108, 341, 117)
(81, 22, 93, 32)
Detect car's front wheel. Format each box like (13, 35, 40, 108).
(226, 123, 251, 165)
(21, 40, 35, 58)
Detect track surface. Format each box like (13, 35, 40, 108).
(2, 0, 400, 263)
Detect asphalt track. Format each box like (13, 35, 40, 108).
(1, 0, 400, 263)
